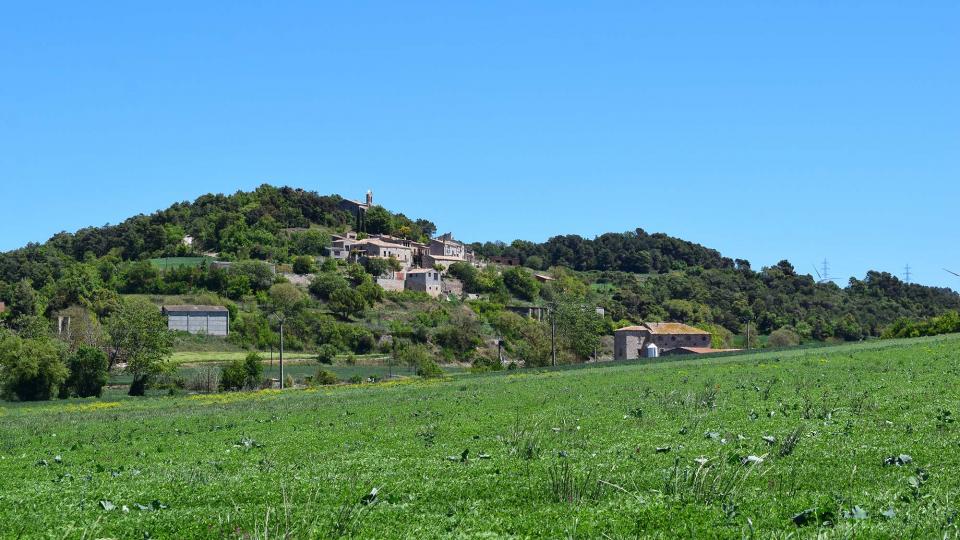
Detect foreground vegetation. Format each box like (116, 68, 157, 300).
(2, 335, 959, 538)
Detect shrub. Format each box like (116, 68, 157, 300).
(220, 359, 248, 391)
(220, 353, 264, 391)
(767, 328, 801, 349)
(309, 272, 349, 300)
(314, 369, 338, 386)
(0, 334, 69, 401)
(502, 267, 541, 301)
(63, 345, 109, 398)
(317, 344, 339, 364)
(416, 357, 444, 379)
(320, 257, 338, 273)
(186, 366, 220, 393)
(330, 288, 367, 319)
(292, 256, 316, 275)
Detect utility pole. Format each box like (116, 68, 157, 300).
(550, 306, 557, 367)
(279, 320, 285, 389)
(746, 321, 751, 351)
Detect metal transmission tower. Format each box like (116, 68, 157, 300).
(904, 264, 912, 284)
(812, 258, 836, 284)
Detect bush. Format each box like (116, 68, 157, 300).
(329, 287, 367, 319)
(220, 353, 264, 391)
(314, 368, 338, 386)
(292, 256, 316, 275)
(502, 267, 541, 301)
(309, 272, 349, 300)
(416, 357, 444, 379)
(767, 328, 801, 348)
(186, 365, 220, 393)
(63, 345, 109, 398)
(316, 343, 339, 364)
(0, 334, 69, 401)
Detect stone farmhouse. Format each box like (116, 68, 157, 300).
(614, 322, 712, 360)
(404, 268, 443, 297)
(162, 305, 230, 336)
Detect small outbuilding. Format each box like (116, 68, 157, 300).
(162, 305, 230, 336)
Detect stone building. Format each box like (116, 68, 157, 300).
(355, 238, 414, 269)
(614, 322, 712, 360)
(405, 268, 443, 297)
(338, 191, 374, 230)
(162, 305, 230, 336)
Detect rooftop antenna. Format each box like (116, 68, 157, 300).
(904, 264, 912, 284)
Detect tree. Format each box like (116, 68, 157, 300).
(554, 294, 604, 362)
(363, 257, 393, 277)
(292, 256, 316, 275)
(266, 283, 306, 389)
(396, 341, 431, 372)
(10, 279, 39, 318)
(316, 343, 338, 364)
(229, 261, 275, 291)
(62, 345, 109, 398)
(364, 206, 394, 235)
(309, 272, 349, 300)
(329, 287, 366, 319)
(290, 230, 330, 256)
(105, 298, 173, 396)
(0, 332, 69, 401)
(503, 267, 541, 301)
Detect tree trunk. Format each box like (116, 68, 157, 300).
(129, 375, 148, 396)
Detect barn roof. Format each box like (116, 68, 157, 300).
(162, 305, 229, 313)
(615, 322, 710, 335)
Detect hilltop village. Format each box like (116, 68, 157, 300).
(157, 191, 735, 361)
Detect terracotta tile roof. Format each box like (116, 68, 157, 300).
(614, 322, 710, 335)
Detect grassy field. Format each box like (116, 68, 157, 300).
(2, 336, 960, 538)
(147, 257, 213, 270)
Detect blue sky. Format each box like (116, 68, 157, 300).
(1, 2, 958, 289)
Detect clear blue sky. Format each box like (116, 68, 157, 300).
(1, 2, 958, 289)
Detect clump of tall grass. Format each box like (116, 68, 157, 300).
(662, 454, 765, 506)
(546, 460, 606, 503)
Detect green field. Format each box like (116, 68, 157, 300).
(2, 336, 960, 538)
(147, 257, 214, 270)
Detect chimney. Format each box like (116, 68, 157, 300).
(366, 190, 373, 206)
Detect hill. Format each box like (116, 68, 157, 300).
(2, 335, 959, 537)
(0, 184, 957, 366)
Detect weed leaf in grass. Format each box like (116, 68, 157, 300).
(883, 454, 913, 466)
(843, 506, 868, 520)
(361, 487, 379, 506)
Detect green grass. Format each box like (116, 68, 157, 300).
(3, 335, 960, 537)
(147, 257, 213, 270)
